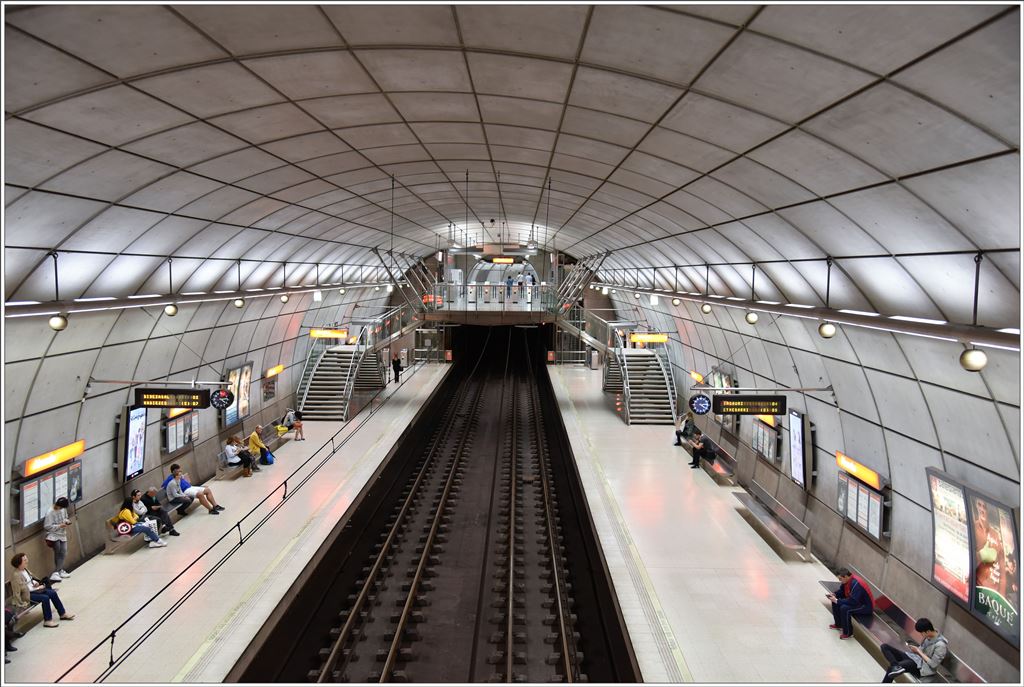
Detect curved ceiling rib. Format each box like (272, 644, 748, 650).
(4, 4, 1019, 330)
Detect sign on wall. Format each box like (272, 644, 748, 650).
(712, 394, 786, 416)
(927, 470, 972, 603)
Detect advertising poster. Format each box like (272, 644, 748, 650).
(191, 413, 200, 442)
(928, 471, 971, 603)
(857, 484, 870, 530)
(225, 367, 242, 426)
(263, 377, 277, 402)
(21, 479, 39, 527)
(238, 363, 252, 418)
(969, 493, 1019, 642)
(124, 406, 147, 481)
(837, 473, 847, 513)
(788, 411, 805, 487)
(67, 462, 83, 503)
(868, 491, 883, 540)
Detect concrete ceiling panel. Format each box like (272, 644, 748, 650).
(189, 147, 283, 183)
(837, 412, 888, 478)
(864, 369, 938, 444)
(132, 335, 180, 382)
(4, 361, 36, 423)
(122, 171, 224, 213)
(457, 5, 587, 60)
(923, 384, 1017, 479)
(582, 5, 733, 84)
(176, 186, 262, 222)
(896, 334, 992, 398)
(468, 53, 573, 103)
(484, 125, 556, 151)
(362, 144, 433, 165)
(355, 49, 471, 92)
(336, 123, 418, 149)
(747, 129, 888, 197)
(62, 207, 165, 253)
(606, 168, 675, 199)
(427, 143, 490, 161)
(477, 95, 563, 129)
(4, 120, 108, 187)
(236, 165, 316, 195)
(620, 151, 701, 189)
(997, 403, 1020, 468)
(324, 5, 459, 46)
(271, 179, 338, 204)
(641, 202, 705, 234)
(134, 62, 282, 118)
(490, 146, 550, 167)
(5, 192, 107, 248)
(39, 151, 173, 202)
(2, 28, 111, 113)
(840, 257, 945, 320)
(637, 127, 733, 173)
(410, 122, 486, 145)
(830, 184, 972, 254)
(15, 406, 83, 463)
(86, 255, 165, 299)
(684, 177, 767, 218)
(123, 122, 247, 167)
(978, 349, 1022, 408)
(675, 4, 760, 26)
(661, 92, 788, 154)
(894, 12, 1020, 146)
(883, 430, 945, 508)
(24, 85, 195, 146)
(751, 4, 999, 75)
(776, 202, 884, 257)
(251, 205, 311, 231)
(901, 155, 1021, 250)
(9, 5, 227, 76)
(298, 150, 369, 177)
(209, 103, 323, 144)
(130, 217, 209, 255)
(569, 67, 683, 123)
(560, 107, 649, 148)
(555, 134, 629, 166)
(389, 92, 480, 123)
(661, 189, 732, 226)
(173, 223, 240, 257)
(175, 5, 341, 55)
(244, 51, 376, 100)
(897, 254, 1019, 328)
(838, 327, 914, 377)
(261, 131, 351, 162)
(804, 83, 1007, 177)
(711, 158, 816, 207)
(696, 33, 875, 123)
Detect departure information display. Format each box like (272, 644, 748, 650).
(712, 394, 786, 415)
(134, 388, 211, 409)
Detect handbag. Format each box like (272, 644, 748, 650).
(260, 450, 275, 465)
(44, 539, 56, 549)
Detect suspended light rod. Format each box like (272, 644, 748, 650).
(689, 385, 834, 393)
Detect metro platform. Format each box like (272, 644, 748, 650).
(6, 361, 881, 684)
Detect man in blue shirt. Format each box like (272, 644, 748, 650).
(826, 567, 874, 639)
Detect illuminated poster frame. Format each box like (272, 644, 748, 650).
(122, 406, 147, 482)
(926, 468, 972, 604)
(788, 410, 808, 487)
(966, 488, 1020, 646)
(223, 362, 254, 427)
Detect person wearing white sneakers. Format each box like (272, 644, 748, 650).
(116, 497, 167, 548)
(43, 497, 72, 581)
(8, 553, 75, 627)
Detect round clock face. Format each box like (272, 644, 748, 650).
(689, 393, 712, 415)
(210, 389, 235, 410)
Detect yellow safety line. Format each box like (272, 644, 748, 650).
(554, 370, 693, 682)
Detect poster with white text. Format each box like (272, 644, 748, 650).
(928, 472, 971, 603)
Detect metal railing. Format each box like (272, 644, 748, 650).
(297, 337, 330, 411)
(612, 329, 632, 424)
(424, 283, 560, 313)
(55, 360, 436, 683)
(653, 346, 678, 421)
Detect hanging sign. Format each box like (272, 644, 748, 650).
(712, 394, 786, 416)
(134, 388, 210, 409)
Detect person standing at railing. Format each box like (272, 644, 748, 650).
(505, 275, 513, 301)
(392, 353, 402, 384)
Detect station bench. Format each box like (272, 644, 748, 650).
(4, 582, 40, 632)
(733, 480, 812, 562)
(700, 440, 737, 486)
(103, 484, 203, 554)
(818, 568, 984, 683)
(215, 424, 289, 480)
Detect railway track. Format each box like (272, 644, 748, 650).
(234, 326, 639, 683)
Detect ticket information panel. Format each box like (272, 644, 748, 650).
(134, 388, 210, 409)
(712, 394, 786, 416)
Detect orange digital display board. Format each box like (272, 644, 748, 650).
(310, 328, 349, 339)
(22, 440, 85, 478)
(712, 395, 786, 416)
(836, 450, 882, 490)
(629, 332, 669, 344)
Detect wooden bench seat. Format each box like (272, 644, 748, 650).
(817, 570, 984, 683)
(733, 480, 811, 561)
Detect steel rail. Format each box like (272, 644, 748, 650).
(504, 374, 520, 681)
(525, 338, 576, 682)
(378, 334, 507, 682)
(314, 339, 490, 682)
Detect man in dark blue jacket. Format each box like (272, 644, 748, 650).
(826, 567, 874, 639)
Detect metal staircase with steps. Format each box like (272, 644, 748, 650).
(620, 349, 676, 424)
(299, 345, 385, 421)
(603, 355, 623, 392)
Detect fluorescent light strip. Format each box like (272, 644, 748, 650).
(213, 290, 233, 294)
(839, 309, 880, 317)
(785, 303, 815, 309)
(970, 341, 1021, 352)
(127, 294, 160, 299)
(890, 315, 947, 325)
(725, 296, 745, 301)
(996, 328, 1020, 335)
(180, 291, 206, 296)
(5, 301, 41, 306)
(73, 296, 115, 302)
(246, 288, 264, 292)
(756, 300, 781, 305)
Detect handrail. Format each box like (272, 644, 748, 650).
(56, 360, 434, 683)
(297, 338, 328, 411)
(341, 326, 371, 421)
(654, 347, 678, 421)
(613, 331, 632, 425)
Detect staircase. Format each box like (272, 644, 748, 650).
(299, 348, 357, 420)
(353, 351, 385, 391)
(621, 350, 675, 424)
(603, 355, 623, 392)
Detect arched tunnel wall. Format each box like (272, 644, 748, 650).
(608, 292, 1020, 681)
(4, 286, 389, 576)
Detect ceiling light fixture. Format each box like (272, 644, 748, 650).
(163, 258, 178, 316)
(233, 298, 245, 309)
(45, 252, 69, 332)
(701, 303, 712, 314)
(818, 322, 837, 338)
(745, 265, 758, 325)
(960, 252, 989, 371)
(163, 304, 179, 317)
(672, 298, 681, 306)
(280, 294, 289, 303)
(48, 314, 69, 331)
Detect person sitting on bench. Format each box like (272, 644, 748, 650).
(826, 567, 874, 639)
(674, 411, 695, 447)
(137, 488, 179, 537)
(166, 465, 224, 515)
(8, 553, 75, 628)
(160, 466, 196, 516)
(225, 436, 256, 477)
(687, 430, 711, 468)
(117, 497, 166, 548)
(880, 618, 949, 682)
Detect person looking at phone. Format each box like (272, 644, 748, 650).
(826, 567, 873, 639)
(880, 618, 948, 682)
(7, 553, 75, 628)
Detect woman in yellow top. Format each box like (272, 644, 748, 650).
(249, 425, 270, 464)
(116, 497, 166, 548)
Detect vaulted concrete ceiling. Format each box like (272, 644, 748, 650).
(4, 4, 1020, 329)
